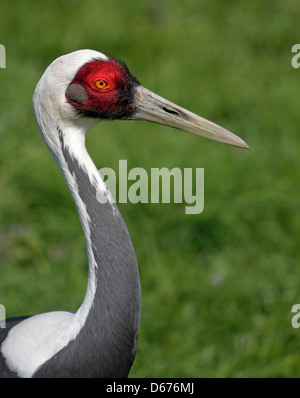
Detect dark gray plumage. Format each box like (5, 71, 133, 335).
(32, 130, 141, 378)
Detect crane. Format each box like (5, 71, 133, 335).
(0, 50, 248, 378)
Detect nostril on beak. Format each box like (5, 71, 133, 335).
(162, 106, 180, 116)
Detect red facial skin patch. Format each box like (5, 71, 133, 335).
(66, 57, 140, 120)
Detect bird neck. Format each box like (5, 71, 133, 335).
(46, 123, 141, 376)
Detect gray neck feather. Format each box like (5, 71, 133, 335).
(34, 128, 141, 378)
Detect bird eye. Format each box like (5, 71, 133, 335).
(94, 79, 109, 90)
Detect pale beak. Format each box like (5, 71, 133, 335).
(132, 85, 248, 149)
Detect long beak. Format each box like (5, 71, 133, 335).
(132, 85, 248, 149)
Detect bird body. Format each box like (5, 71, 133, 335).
(0, 50, 248, 378)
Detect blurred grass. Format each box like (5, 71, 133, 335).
(1, 0, 300, 377)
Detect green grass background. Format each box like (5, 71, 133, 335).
(0, 0, 300, 377)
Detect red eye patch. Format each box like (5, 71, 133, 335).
(70, 58, 129, 91)
(65, 57, 140, 120)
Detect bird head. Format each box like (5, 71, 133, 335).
(34, 49, 248, 149)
